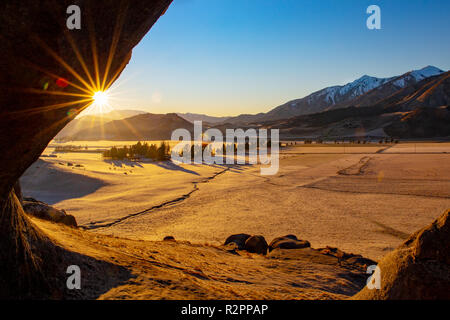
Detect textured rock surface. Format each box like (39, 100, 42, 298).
(0, 0, 172, 299)
(353, 210, 450, 300)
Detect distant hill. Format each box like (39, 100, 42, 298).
(384, 107, 450, 138)
(371, 71, 450, 111)
(68, 113, 194, 141)
(177, 113, 230, 124)
(222, 66, 444, 124)
(56, 109, 147, 139)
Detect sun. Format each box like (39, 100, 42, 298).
(93, 91, 109, 106)
(79, 90, 113, 116)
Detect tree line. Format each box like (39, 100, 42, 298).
(54, 145, 88, 152)
(102, 141, 170, 161)
(103, 140, 279, 162)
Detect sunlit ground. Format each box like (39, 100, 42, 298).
(20, 141, 450, 262)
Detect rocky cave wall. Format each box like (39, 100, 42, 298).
(0, 0, 172, 200)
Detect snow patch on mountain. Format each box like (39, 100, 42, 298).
(339, 75, 394, 97)
(317, 66, 444, 105)
(409, 65, 444, 81)
(392, 66, 443, 88)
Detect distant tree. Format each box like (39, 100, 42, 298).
(110, 146, 118, 158)
(146, 144, 157, 159)
(156, 142, 167, 161)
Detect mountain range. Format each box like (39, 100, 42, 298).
(222, 66, 444, 124)
(253, 70, 450, 139)
(57, 66, 449, 141)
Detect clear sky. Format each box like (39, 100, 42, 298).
(107, 0, 450, 116)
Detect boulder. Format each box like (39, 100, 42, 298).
(269, 235, 311, 252)
(318, 246, 376, 269)
(22, 198, 77, 227)
(60, 215, 78, 228)
(353, 209, 450, 300)
(244, 235, 268, 255)
(281, 234, 298, 240)
(163, 236, 175, 241)
(224, 233, 251, 250)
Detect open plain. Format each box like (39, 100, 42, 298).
(21, 142, 450, 261)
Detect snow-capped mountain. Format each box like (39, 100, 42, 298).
(224, 66, 444, 124)
(409, 65, 444, 81)
(331, 66, 445, 110)
(259, 70, 450, 139)
(391, 66, 443, 88)
(299, 75, 395, 109)
(259, 75, 396, 121)
(267, 66, 444, 119)
(335, 75, 395, 99)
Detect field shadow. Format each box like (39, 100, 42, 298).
(104, 159, 144, 168)
(21, 237, 135, 300)
(152, 161, 200, 175)
(20, 161, 107, 204)
(61, 248, 134, 300)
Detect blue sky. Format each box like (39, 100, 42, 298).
(108, 0, 450, 116)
